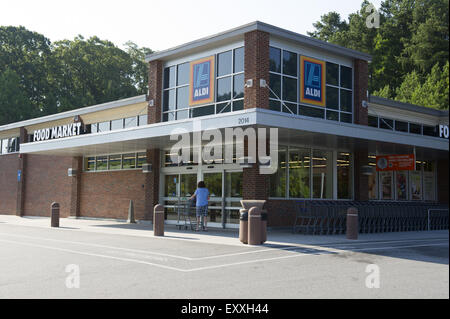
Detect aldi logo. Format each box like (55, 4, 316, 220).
(300, 56, 326, 107)
(189, 56, 215, 106)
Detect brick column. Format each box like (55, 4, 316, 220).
(242, 137, 270, 200)
(353, 59, 369, 201)
(143, 60, 164, 220)
(69, 156, 82, 217)
(353, 59, 369, 125)
(148, 60, 163, 124)
(244, 30, 270, 110)
(16, 127, 27, 217)
(144, 148, 160, 220)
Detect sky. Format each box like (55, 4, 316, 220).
(0, 0, 383, 51)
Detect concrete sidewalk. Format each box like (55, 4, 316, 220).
(1, 214, 447, 247)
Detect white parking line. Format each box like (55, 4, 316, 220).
(0, 238, 186, 272)
(1, 235, 448, 274)
(0, 232, 193, 260)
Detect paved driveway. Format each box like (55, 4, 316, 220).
(0, 216, 448, 299)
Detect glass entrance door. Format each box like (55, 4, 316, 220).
(224, 171, 243, 226)
(163, 173, 197, 221)
(203, 172, 223, 226)
(162, 168, 243, 228)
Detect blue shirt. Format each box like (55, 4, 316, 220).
(194, 188, 209, 207)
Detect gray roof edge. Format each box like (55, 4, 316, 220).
(256, 21, 372, 61)
(145, 21, 372, 62)
(0, 95, 147, 133)
(369, 95, 449, 118)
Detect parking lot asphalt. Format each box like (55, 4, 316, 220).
(0, 215, 448, 298)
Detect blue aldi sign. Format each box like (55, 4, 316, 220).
(189, 56, 215, 106)
(300, 56, 326, 107)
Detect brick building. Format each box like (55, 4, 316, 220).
(0, 22, 448, 229)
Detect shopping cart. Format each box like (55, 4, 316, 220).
(176, 198, 198, 231)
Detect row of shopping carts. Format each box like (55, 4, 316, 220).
(293, 200, 449, 235)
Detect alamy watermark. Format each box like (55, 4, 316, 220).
(169, 119, 279, 174)
(365, 264, 380, 288)
(365, 3, 380, 29)
(65, 264, 80, 289)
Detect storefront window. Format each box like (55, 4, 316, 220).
(423, 161, 435, 201)
(395, 171, 408, 200)
(203, 173, 222, 198)
(217, 50, 232, 77)
(124, 117, 137, 128)
(380, 171, 393, 200)
(137, 152, 147, 168)
(180, 174, 197, 197)
(84, 152, 144, 172)
(337, 152, 352, 199)
(122, 153, 136, 169)
(368, 156, 378, 199)
(225, 172, 243, 198)
(312, 150, 333, 199)
(270, 146, 287, 197)
(177, 63, 190, 86)
(138, 114, 147, 126)
(289, 147, 310, 198)
(164, 175, 178, 197)
(109, 154, 122, 170)
(84, 157, 95, 171)
(410, 170, 422, 200)
(96, 156, 108, 171)
(98, 121, 110, 132)
(282, 50, 297, 77)
(162, 47, 244, 122)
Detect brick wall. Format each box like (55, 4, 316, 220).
(23, 154, 72, 217)
(244, 30, 270, 110)
(353, 59, 369, 125)
(80, 170, 146, 220)
(148, 60, 163, 125)
(0, 154, 19, 214)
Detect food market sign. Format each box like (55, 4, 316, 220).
(33, 122, 82, 142)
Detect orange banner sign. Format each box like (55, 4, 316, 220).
(376, 154, 415, 171)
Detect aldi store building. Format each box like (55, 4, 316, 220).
(0, 22, 448, 229)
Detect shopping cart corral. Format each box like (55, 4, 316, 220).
(292, 200, 448, 235)
(176, 199, 198, 231)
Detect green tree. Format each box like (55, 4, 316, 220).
(124, 41, 153, 94)
(0, 69, 34, 125)
(0, 26, 55, 118)
(307, 12, 349, 42)
(308, 0, 449, 108)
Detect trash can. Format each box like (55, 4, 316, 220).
(248, 206, 262, 245)
(239, 209, 248, 244)
(51, 202, 60, 228)
(261, 209, 267, 244)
